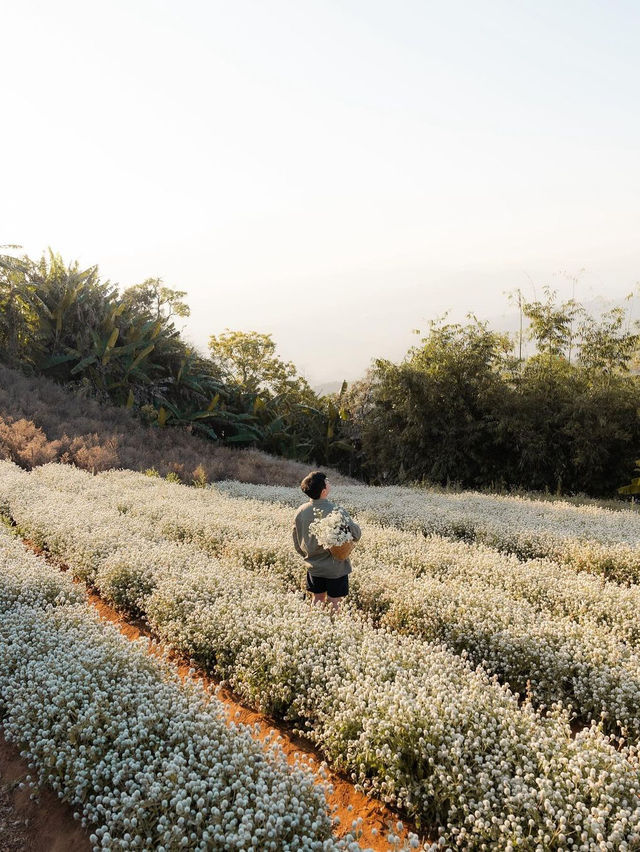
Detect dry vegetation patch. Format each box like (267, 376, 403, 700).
(0, 365, 354, 485)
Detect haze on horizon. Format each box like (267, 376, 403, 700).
(3, 0, 640, 386)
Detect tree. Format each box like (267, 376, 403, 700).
(28, 250, 119, 369)
(503, 355, 584, 493)
(522, 286, 581, 360)
(357, 318, 513, 485)
(0, 244, 28, 275)
(121, 278, 190, 322)
(0, 248, 42, 367)
(577, 306, 639, 373)
(522, 287, 579, 359)
(207, 330, 314, 400)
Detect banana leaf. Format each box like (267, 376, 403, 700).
(224, 432, 261, 444)
(126, 343, 155, 373)
(264, 416, 286, 435)
(195, 425, 219, 440)
(101, 328, 120, 364)
(187, 410, 221, 421)
(110, 302, 127, 322)
(232, 412, 261, 422)
(70, 353, 98, 375)
(42, 351, 79, 369)
(618, 484, 640, 495)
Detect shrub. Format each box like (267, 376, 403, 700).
(60, 432, 120, 472)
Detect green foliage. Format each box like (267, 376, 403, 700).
(577, 306, 639, 373)
(618, 460, 640, 496)
(121, 278, 190, 321)
(347, 307, 640, 495)
(208, 329, 314, 399)
(3, 243, 640, 496)
(0, 266, 43, 368)
(351, 318, 511, 485)
(0, 249, 253, 445)
(206, 329, 346, 460)
(522, 286, 580, 359)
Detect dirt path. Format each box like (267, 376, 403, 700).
(0, 733, 90, 852)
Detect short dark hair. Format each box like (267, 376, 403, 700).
(301, 471, 327, 500)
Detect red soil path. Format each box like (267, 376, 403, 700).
(0, 734, 90, 852)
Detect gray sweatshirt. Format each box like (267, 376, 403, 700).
(292, 497, 362, 579)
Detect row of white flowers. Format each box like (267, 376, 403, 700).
(2, 463, 640, 848)
(22, 462, 640, 740)
(24, 463, 640, 635)
(0, 523, 341, 852)
(215, 481, 640, 583)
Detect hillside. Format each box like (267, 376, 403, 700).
(0, 365, 355, 486)
(4, 461, 640, 848)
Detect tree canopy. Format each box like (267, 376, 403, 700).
(3, 245, 640, 496)
(344, 299, 640, 494)
(208, 330, 313, 399)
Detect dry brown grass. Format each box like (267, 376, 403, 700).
(0, 365, 356, 485)
(0, 416, 61, 468)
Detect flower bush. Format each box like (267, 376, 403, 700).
(2, 462, 640, 848)
(13, 462, 640, 740)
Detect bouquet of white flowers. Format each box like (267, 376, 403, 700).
(309, 508, 356, 561)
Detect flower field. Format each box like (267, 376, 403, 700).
(15, 463, 640, 740)
(0, 522, 339, 851)
(217, 481, 640, 584)
(2, 462, 640, 849)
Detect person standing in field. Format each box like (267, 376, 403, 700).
(292, 470, 361, 612)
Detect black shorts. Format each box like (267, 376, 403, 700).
(306, 572, 349, 598)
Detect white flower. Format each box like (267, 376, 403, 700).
(309, 509, 353, 548)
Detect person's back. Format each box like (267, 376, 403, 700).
(292, 471, 361, 611)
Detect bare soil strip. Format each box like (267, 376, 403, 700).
(0, 733, 90, 852)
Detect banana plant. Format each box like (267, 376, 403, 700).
(618, 461, 640, 496)
(0, 259, 45, 366)
(286, 381, 353, 464)
(150, 392, 263, 443)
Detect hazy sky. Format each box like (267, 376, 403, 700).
(3, 0, 640, 384)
